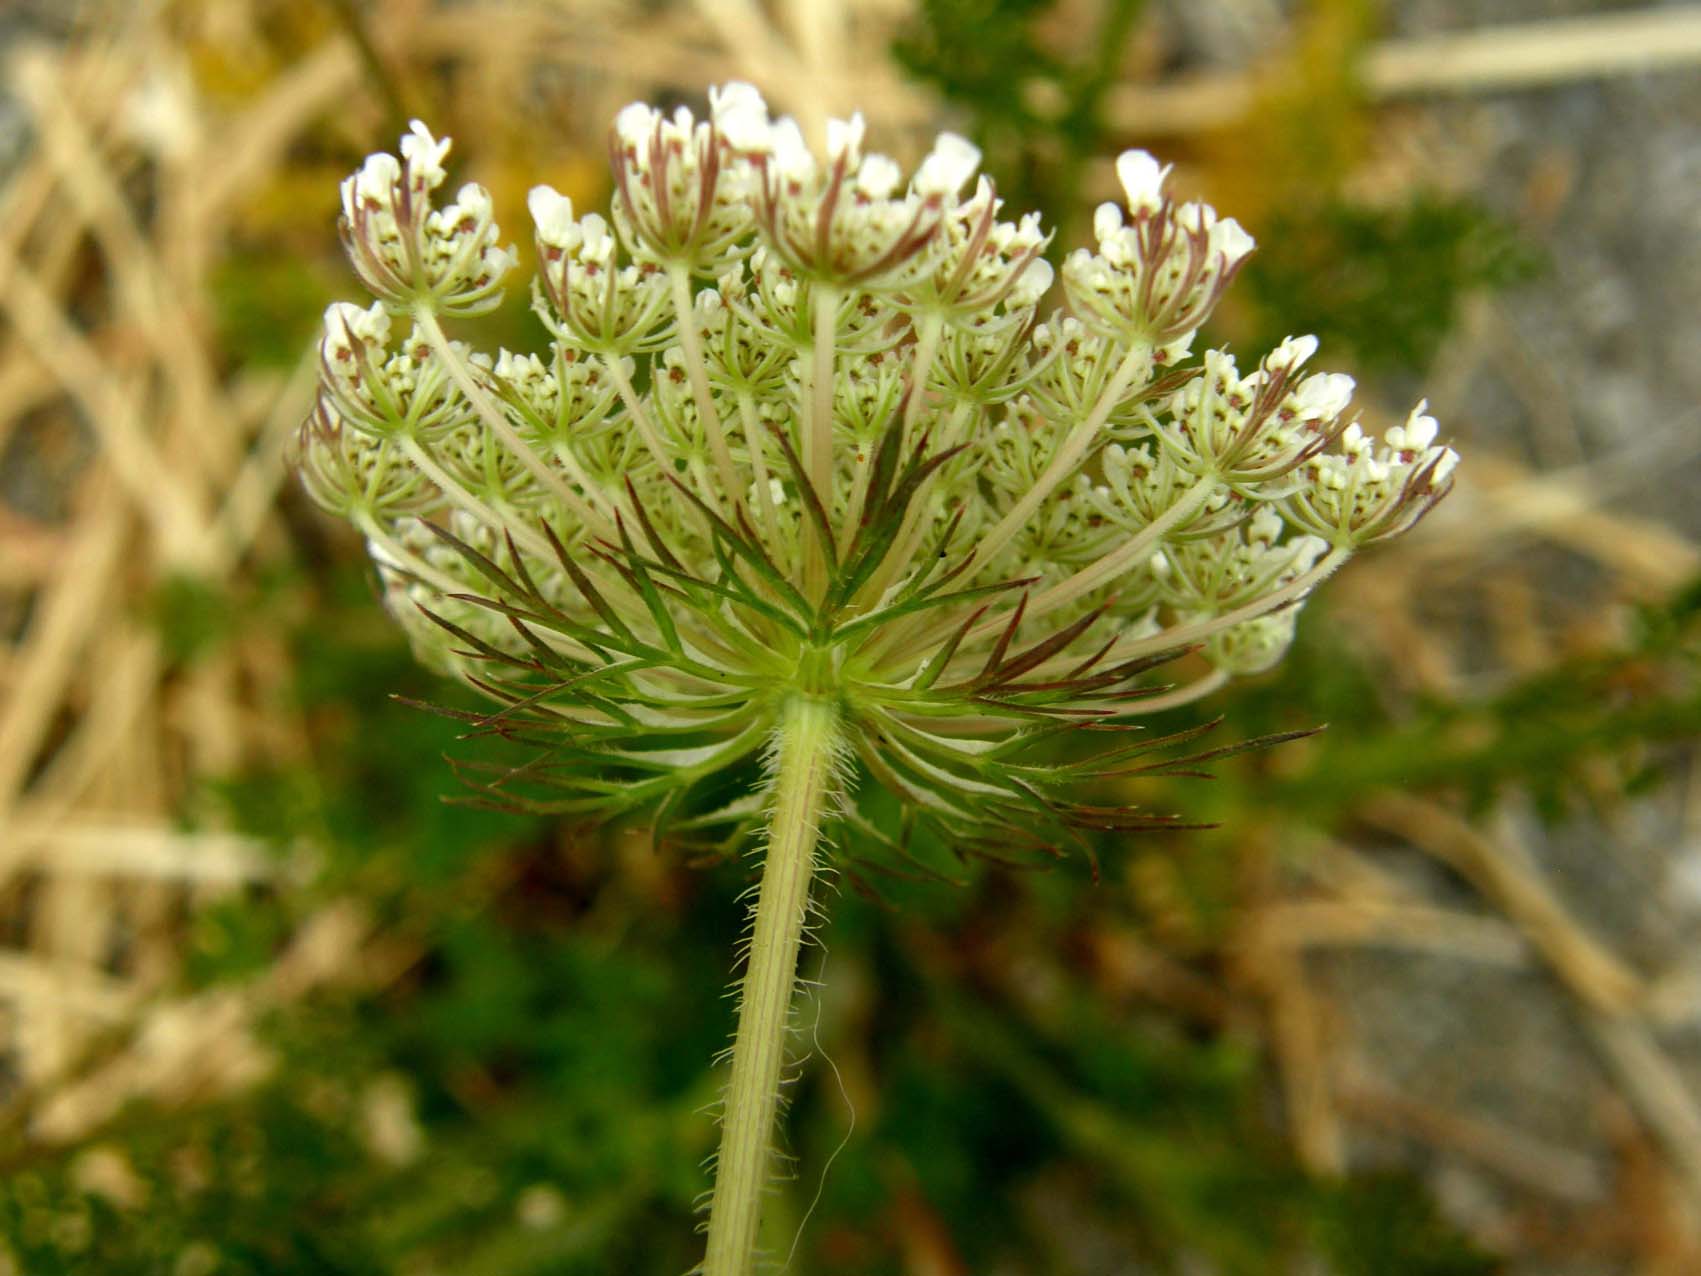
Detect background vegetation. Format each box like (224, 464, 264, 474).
(1, 1, 1698, 1272)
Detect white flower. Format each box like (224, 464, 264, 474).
(345, 152, 401, 219)
(532, 201, 672, 357)
(1265, 334, 1319, 374)
(1208, 216, 1255, 267)
(324, 300, 390, 354)
(310, 102, 1461, 828)
(857, 154, 902, 201)
(1387, 400, 1441, 453)
(614, 101, 660, 148)
(1065, 187, 1251, 343)
(1284, 403, 1458, 547)
(901, 179, 1050, 324)
(1008, 256, 1054, 308)
(1289, 371, 1355, 422)
(400, 120, 450, 190)
(767, 117, 816, 182)
(914, 133, 981, 197)
(1432, 446, 1460, 484)
(825, 113, 865, 164)
(1115, 149, 1171, 212)
(709, 81, 772, 152)
(610, 95, 752, 272)
(339, 127, 512, 315)
(578, 213, 615, 265)
(743, 114, 950, 288)
(528, 186, 579, 251)
(1093, 201, 1124, 245)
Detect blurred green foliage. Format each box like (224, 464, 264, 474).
(897, 0, 1538, 376)
(210, 251, 344, 370)
(1243, 576, 1701, 816)
(10, 3, 1698, 1271)
(85, 460, 1696, 1270)
(0, 551, 1559, 1271)
(1241, 195, 1541, 376)
(894, 0, 1147, 248)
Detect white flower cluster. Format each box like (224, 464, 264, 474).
(300, 86, 1457, 707)
(338, 122, 516, 317)
(1065, 150, 1254, 344)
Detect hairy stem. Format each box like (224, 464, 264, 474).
(702, 695, 840, 1276)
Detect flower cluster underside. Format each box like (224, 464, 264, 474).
(301, 93, 1456, 850)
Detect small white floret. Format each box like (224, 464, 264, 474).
(400, 120, 450, 188)
(1266, 334, 1319, 374)
(1093, 202, 1124, 245)
(710, 82, 772, 152)
(324, 300, 390, 357)
(1401, 401, 1440, 450)
(825, 113, 866, 164)
(577, 212, 615, 263)
(352, 152, 401, 209)
(451, 182, 493, 221)
(1115, 150, 1170, 211)
(768, 117, 815, 182)
(527, 186, 578, 250)
(1208, 217, 1255, 266)
(1292, 372, 1355, 421)
(857, 154, 901, 200)
(1008, 257, 1054, 307)
(914, 133, 981, 197)
(615, 102, 661, 148)
(481, 243, 519, 280)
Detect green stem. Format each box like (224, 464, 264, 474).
(969, 338, 1152, 574)
(669, 265, 745, 516)
(702, 695, 841, 1276)
(411, 304, 604, 533)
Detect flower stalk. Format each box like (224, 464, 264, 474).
(704, 694, 841, 1276)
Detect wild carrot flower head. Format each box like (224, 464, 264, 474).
(298, 86, 1457, 854)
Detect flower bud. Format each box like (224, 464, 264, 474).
(1282, 400, 1459, 547)
(723, 84, 958, 289)
(338, 121, 515, 316)
(1063, 156, 1254, 345)
(295, 398, 443, 520)
(608, 96, 753, 274)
